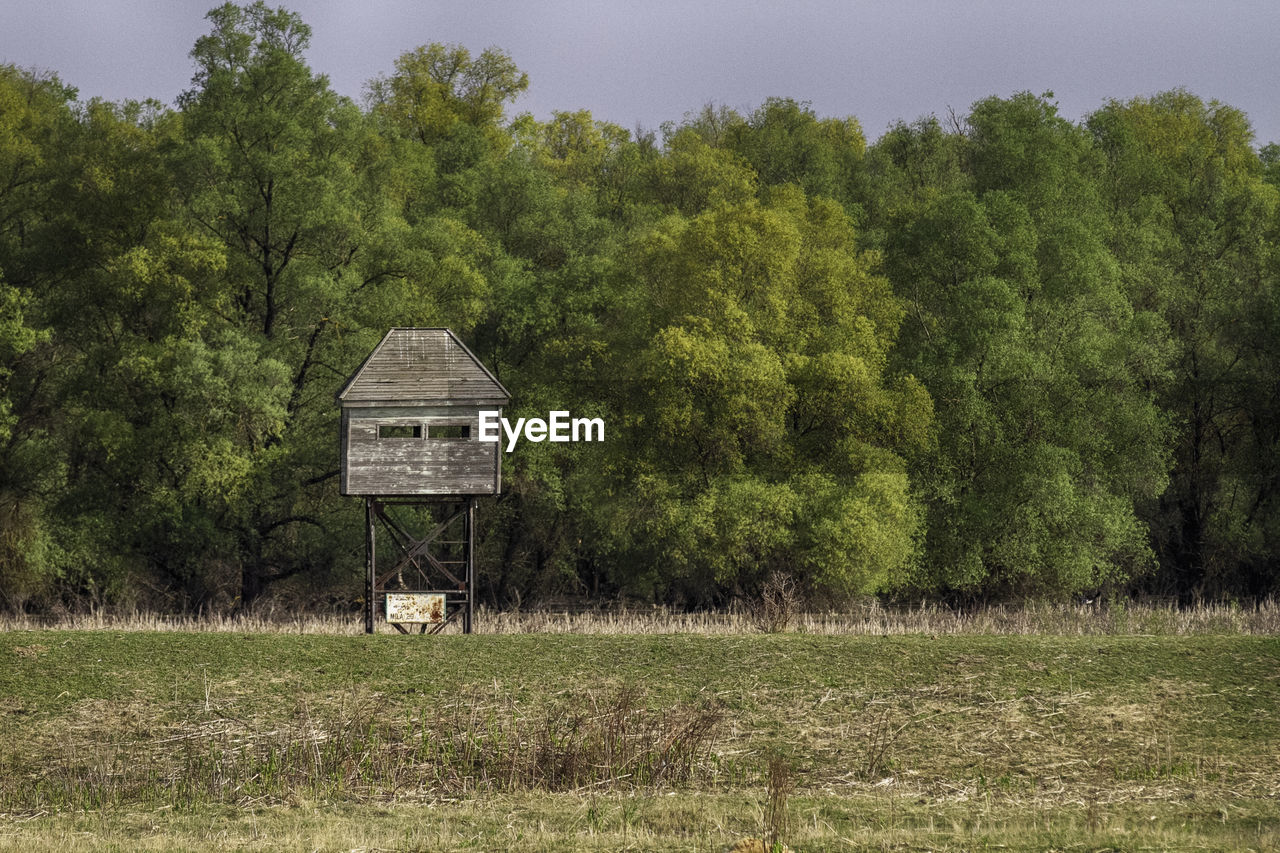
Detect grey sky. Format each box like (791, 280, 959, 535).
(2, 1, 1277, 145)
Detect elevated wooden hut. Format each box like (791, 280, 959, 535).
(338, 327, 509, 496)
(338, 328, 509, 634)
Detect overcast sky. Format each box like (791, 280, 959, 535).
(3, 0, 1278, 145)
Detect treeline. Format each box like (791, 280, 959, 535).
(1, 3, 1277, 613)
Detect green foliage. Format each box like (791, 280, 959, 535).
(591, 190, 926, 602)
(0, 274, 40, 442)
(1090, 91, 1280, 597)
(0, 7, 1277, 612)
(877, 93, 1170, 598)
(644, 128, 758, 215)
(725, 97, 867, 207)
(0, 67, 79, 608)
(367, 42, 528, 150)
(0, 270, 56, 607)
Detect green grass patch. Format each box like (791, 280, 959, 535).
(1, 631, 1277, 850)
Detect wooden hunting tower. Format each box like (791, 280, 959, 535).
(338, 328, 510, 634)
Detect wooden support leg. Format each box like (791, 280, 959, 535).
(464, 497, 475, 634)
(365, 498, 376, 635)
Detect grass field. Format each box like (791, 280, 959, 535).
(0, 621, 1277, 850)
(5, 598, 1280, 635)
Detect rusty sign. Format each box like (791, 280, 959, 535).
(386, 592, 446, 624)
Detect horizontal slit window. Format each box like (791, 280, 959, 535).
(378, 424, 421, 439)
(429, 424, 470, 439)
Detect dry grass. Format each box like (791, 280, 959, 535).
(748, 571, 804, 634)
(1, 684, 726, 813)
(3, 598, 1278, 635)
(0, 630, 1276, 851)
(1, 792, 1276, 853)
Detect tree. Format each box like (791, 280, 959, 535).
(724, 98, 867, 209)
(641, 127, 757, 216)
(1089, 91, 1280, 597)
(0, 270, 49, 608)
(592, 188, 929, 604)
(0, 66, 76, 609)
(878, 93, 1170, 598)
(163, 3, 492, 607)
(366, 43, 528, 150)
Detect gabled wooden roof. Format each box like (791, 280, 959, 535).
(338, 328, 510, 405)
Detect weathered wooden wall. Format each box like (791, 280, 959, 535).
(341, 411, 500, 496)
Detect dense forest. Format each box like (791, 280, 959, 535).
(1, 3, 1277, 614)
